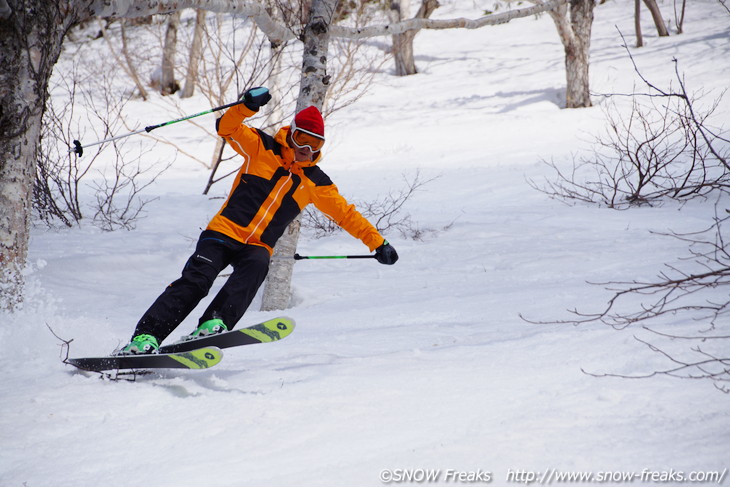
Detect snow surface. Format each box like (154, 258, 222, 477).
(2, 1, 729, 486)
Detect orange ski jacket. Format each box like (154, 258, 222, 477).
(207, 103, 385, 255)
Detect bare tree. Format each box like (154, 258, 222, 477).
(261, 0, 339, 311)
(532, 92, 728, 208)
(389, 0, 440, 76)
(35, 51, 172, 231)
(99, 19, 150, 100)
(545, 0, 596, 108)
(492, 0, 596, 107)
(524, 45, 730, 392)
(526, 210, 730, 393)
(181, 9, 206, 98)
(641, 0, 669, 37)
(0, 0, 76, 310)
(358, 0, 590, 110)
(673, 0, 687, 34)
(35, 66, 93, 227)
(635, 0, 670, 47)
(530, 48, 729, 208)
(90, 147, 171, 231)
(302, 170, 439, 240)
(634, 0, 643, 47)
(160, 10, 182, 95)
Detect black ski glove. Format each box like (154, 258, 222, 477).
(242, 87, 272, 112)
(375, 241, 398, 265)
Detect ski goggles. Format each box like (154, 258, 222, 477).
(290, 121, 325, 152)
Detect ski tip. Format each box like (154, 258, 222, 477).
(269, 316, 296, 333)
(261, 316, 296, 332)
(273, 316, 296, 326)
(240, 316, 296, 343)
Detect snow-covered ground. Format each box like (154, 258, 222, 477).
(2, 1, 729, 486)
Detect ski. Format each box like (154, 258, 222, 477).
(158, 316, 295, 354)
(68, 347, 223, 372)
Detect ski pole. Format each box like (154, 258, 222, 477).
(293, 253, 376, 260)
(69, 98, 246, 157)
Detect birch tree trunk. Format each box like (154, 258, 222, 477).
(160, 10, 181, 95)
(260, 0, 338, 311)
(0, 0, 81, 310)
(389, 1, 413, 75)
(642, 0, 669, 37)
(389, 0, 440, 76)
(181, 9, 206, 98)
(635, 0, 644, 47)
(547, 0, 595, 108)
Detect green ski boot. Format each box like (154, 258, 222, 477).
(190, 318, 228, 338)
(119, 334, 160, 355)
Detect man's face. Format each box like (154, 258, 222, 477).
(293, 144, 314, 162)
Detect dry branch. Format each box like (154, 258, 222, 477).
(331, 0, 566, 39)
(92, 0, 567, 43)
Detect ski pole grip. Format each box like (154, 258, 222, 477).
(248, 87, 269, 97)
(72, 140, 83, 157)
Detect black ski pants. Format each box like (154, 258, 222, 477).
(133, 230, 270, 342)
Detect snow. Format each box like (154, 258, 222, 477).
(2, 1, 729, 486)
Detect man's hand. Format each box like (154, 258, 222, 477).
(242, 87, 272, 112)
(375, 241, 398, 265)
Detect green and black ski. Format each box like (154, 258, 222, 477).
(68, 347, 223, 372)
(159, 316, 295, 354)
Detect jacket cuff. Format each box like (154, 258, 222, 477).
(364, 235, 387, 252)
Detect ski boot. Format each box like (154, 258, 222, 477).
(119, 334, 160, 355)
(188, 318, 228, 339)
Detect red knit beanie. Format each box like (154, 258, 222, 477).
(294, 106, 325, 137)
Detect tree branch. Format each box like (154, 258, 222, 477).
(89, 0, 294, 44)
(90, 0, 567, 44)
(582, 336, 730, 393)
(332, 0, 566, 39)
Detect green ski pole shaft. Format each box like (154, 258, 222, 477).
(142, 99, 244, 133)
(293, 253, 376, 260)
(70, 99, 246, 156)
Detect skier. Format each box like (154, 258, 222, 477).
(119, 87, 398, 354)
